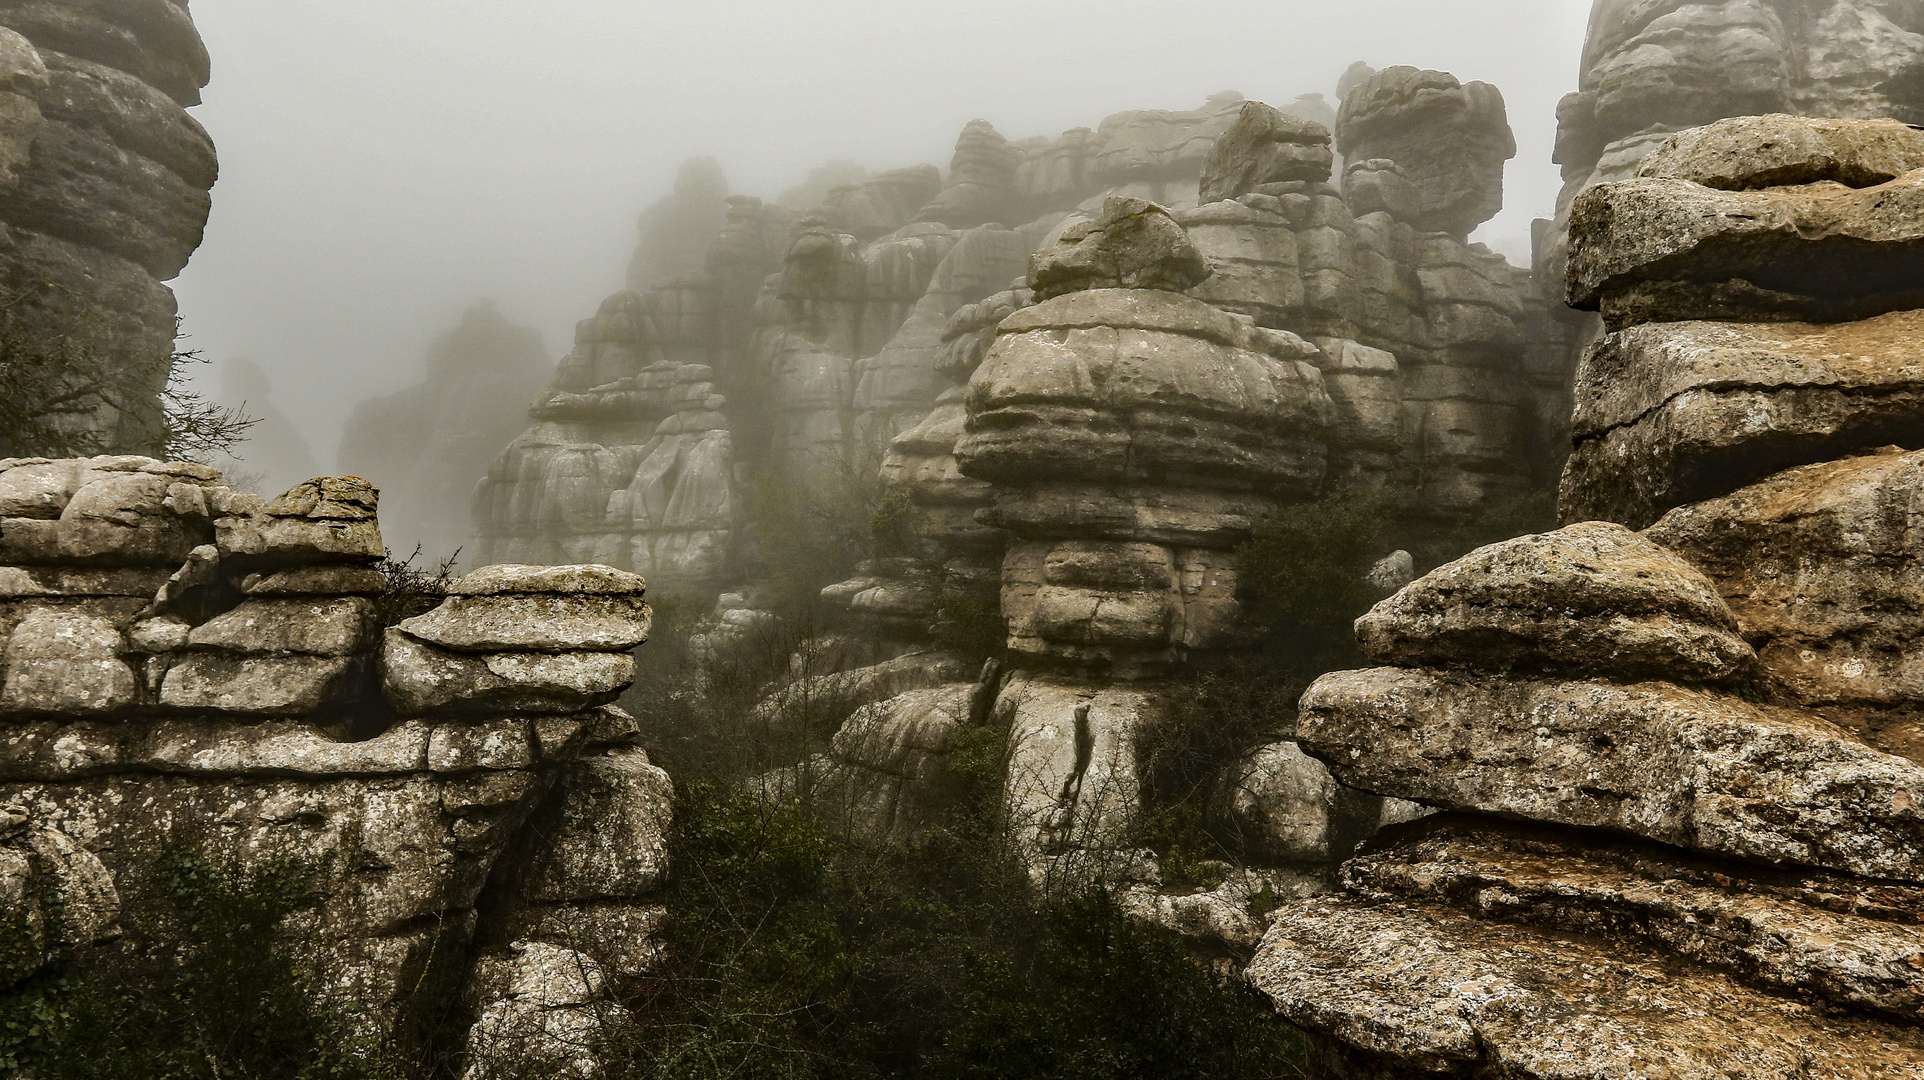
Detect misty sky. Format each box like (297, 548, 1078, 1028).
(170, 0, 1595, 469)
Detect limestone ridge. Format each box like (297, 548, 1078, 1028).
(0, 3, 217, 450)
(1247, 116, 1924, 1076)
(0, 456, 670, 1076)
(473, 81, 1566, 604)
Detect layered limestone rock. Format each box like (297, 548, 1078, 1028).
(0, 3, 216, 450)
(340, 303, 552, 557)
(0, 456, 671, 1077)
(1247, 119, 1924, 1075)
(1334, 66, 1515, 240)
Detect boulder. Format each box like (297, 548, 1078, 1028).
(1563, 311, 1924, 528)
(1027, 197, 1211, 299)
(1298, 667, 1924, 881)
(1645, 448, 1924, 759)
(1247, 895, 1924, 1079)
(1355, 521, 1754, 682)
(0, 608, 136, 714)
(1197, 101, 1332, 204)
(1637, 114, 1924, 191)
(1334, 66, 1515, 238)
(395, 594, 650, 654)
(519, 748, 672, 903)
(1209, 740, 1382, 864)
(1345, 815, 1924, 1023)
(1567, 173, 1924, 327)
(157, 653, 355, 715)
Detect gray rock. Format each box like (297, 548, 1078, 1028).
(1298, 667, 1924, 881)
(1210, 740, 1382, 864)
(1567, 173, 1924, 327)
(1028, 197, 1212, 300)
(0, 608, 136, 714)
(1638, 114, 1924, 191)
(379, 629, 634, 715)
(157, 653, 354, 715)
(186, 597, 376, 657)
(1346, 816, 1924, 1023)
(396, 593, 650, 654)
(1645, 447, 1924, 761)
(1198, 100, 1332, 204)
(823, 684, 973, 846)
(1563, 311, 1924, 528)
(449, 563, 645, 597)
(1355, 522, 1754, 682)
(216, 477, 384, 565)
(241, 565, 386, 596)
(1247, 895, 1924, 1079)
(1334, 66, 1515, 238)
(520, 748, 672, 903)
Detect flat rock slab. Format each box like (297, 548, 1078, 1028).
(1567, 173, 1924, 327)
(1356, 521, 1752, 682)
(447, 563, 645, 597)
(1646, 448, 1924, 759)
(380, 628, 633, 715)
(1298, 667, 1924, 881)
(1638, 115, 1924, 192)
(1247, 895, 1924, 1079)
(1348, 815, 1924, 1022)
(396, 594, 651, 653)
(1564, 312, 1924, 528)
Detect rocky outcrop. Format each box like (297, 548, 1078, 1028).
(627, 156, 729, 289)
(340, 303, 552, 557)
(1247, 118, 1924, 1076)
(1334, 66, 1515, 240)
(0, 456, 671, 1076)
(0, 3, 216, 451)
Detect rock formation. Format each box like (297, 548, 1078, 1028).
(626, 156, 729, 290)
(1246, 115, 1924, 1076)
(0, 455, 670, 1076)
(339, 302, 552, 558)
(0, 2, 216, 450)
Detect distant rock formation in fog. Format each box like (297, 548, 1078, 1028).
(777, 157, 870, 212)
(209, 356, 320, 494)
(339, 301, 551, 558)
(625, 156, 729, 290)
(0, 1, 216, 451)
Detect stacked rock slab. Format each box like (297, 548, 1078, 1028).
(952, 197, 1353, 870)
(0, 456, 671, 1077)
(1246, 117, 1924, 1077)
(0, 3, 216, 450)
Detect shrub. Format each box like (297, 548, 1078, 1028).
(10, 848, 401, 1080)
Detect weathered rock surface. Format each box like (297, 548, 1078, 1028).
(1346, 815, 1924, 1023)
(1638, 114, 1924, 191)
(1197, 101, 1333, 204)
(0, 458, 671, 1074)
(1299, 667, 1924, 881)
(1568, 171, 1924, 328)
(1248, 895, 1924, 1079)
(1335, 66, 1515, 239)
(0, 2, 216, 452)
(1564, 311, 1924, 528)
(1210, 740, 1383, 864)
(1028, 197, 1211, 299)
(1354, 521, 1754, 682)
(1647, 448, 1924, 760)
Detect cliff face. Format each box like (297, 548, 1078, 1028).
(339, 303, 553, 559)
(0, 1, 216, 450)
(0, 457, 669, 1076)
(1246, 114, 1924, 1079)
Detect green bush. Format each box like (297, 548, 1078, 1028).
(9, 848, 400, 1080)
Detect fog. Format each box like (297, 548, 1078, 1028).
(169, 0, 1594, 473)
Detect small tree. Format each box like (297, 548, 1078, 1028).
(0, 287, 254, 463)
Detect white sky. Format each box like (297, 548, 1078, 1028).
(169, 0, 1596, 467)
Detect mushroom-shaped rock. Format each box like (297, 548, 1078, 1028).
(1198, 101, 1333, 203)
(1356, 521, 1754, 683)
(1334, 66, 1515, 238)
(1028, 197, 1212, 300)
